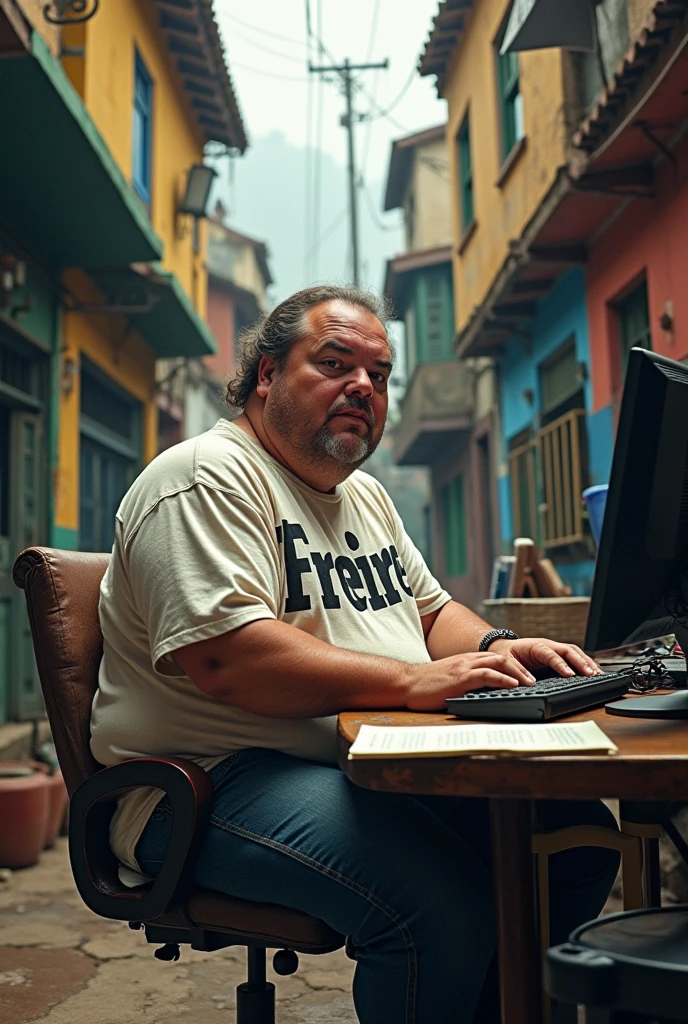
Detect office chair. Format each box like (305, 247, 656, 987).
(545, 905, 688, 1022)
(12, 547, 345, 1024)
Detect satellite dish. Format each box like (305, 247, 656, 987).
(501, 0, 602, 55)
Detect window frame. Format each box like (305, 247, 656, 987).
(457, 113, 474, 234)
(132, 48, 153, 206)
(441, 474, 468, 578)
(495, 40, 525, 163)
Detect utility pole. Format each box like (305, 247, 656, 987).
(309, 57, 388, 287)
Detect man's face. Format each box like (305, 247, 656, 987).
(261, 300, 392, 475)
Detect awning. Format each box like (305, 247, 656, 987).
(88, 266, 217, 358)
(383, 245, 453, 309)
(0, 31, 163, 269)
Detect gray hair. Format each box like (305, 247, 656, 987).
(226, 284, 393, 409)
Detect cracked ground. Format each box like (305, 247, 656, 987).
(0, 840, 357, 1023)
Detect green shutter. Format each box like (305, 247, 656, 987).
(442, 475, 468, 577)
(417, 268, 454, 363)
(458, 115, 474, 231)
(497, 49, 524, 159)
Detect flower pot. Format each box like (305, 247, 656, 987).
(0, 763, 49, 868)
(44, 769, 68, 848)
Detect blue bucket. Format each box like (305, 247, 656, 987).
(583, 484, 609, 548)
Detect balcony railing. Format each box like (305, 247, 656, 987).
(508, 408, 588, 548)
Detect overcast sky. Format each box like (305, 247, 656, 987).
(214, 0, 447, 174)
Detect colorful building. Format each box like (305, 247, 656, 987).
(420, 0, 658, 595)
(382, 124, 499, 607)
(0, 0, 246, 723)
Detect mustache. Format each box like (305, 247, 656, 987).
(327, 397, 375, 427)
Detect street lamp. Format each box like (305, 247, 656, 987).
(177, 165, 217, 218)
(44, 0, 100, 25)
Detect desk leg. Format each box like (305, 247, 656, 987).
(490, 798, 542, 1024)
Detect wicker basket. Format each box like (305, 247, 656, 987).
(482, 598, 591, 648)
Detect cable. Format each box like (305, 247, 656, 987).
(361, 179, 403, 232)
(365, 0, 382, 63)
(227, 24, 307, 65)
(304, 207, 349, 264)
(230, 60, 309, 82)
(373, 63, 417, 120)
(221, 10, 309, 50)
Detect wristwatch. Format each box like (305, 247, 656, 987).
(478, 628, 519, 652)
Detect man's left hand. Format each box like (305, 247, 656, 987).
(489, 638, 602, 680)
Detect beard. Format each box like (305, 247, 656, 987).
(265, 375, 382, 471)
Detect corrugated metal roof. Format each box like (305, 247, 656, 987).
(573, 0, 688, 154)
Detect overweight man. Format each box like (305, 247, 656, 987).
(91, 285, 619, 1024)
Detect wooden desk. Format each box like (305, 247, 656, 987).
(338, 699, 688, 1024)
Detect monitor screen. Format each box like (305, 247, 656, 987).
(584, 348, 688, 653)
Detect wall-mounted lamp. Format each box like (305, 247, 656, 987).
(44, 0, 99, 24)
(176, 164, 217, 232)
(659, 300, 675, 337)
(522, 387, 535, 406)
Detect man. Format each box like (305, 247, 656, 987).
(91, 285, 619, 1024)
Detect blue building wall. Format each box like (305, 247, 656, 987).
(496, 268, 599, 595)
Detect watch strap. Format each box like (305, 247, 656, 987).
(478, 629, 519, 652)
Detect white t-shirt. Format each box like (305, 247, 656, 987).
(90, 420, 451, 870)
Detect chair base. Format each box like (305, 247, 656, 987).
(236, 981, 276, 1024)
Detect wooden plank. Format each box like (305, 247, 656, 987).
(561, 415, 573, 539)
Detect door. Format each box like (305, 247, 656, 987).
(8, 411, 45, 720)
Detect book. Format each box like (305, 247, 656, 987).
(489, 555, 516, 599)
(348, 720, 618, 760)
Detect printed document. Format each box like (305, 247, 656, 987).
(348, 720, 618, 759)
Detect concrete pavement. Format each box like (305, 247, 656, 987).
(0, 840, 357, 1024)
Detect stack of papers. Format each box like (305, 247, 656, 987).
(348, 720, 618, 760)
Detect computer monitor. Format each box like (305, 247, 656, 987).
(585, 347, 688, 719)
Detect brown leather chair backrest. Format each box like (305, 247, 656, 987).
(13, 547, 111, 797)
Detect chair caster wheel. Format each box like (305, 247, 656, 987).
(154, 943, 180, 961)
(272, 949, 299, 975)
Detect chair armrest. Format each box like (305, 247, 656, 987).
(69, 757, 212, 922)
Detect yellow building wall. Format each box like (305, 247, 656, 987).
(62, 0, 207, 317)
(444, 0, 568, 331)
(54, 272, 158, 534)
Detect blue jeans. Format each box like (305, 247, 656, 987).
(136, 749, 620, 1024)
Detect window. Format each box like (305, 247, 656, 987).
(441, 475, 468, 577)
(496, 46, 525, 161)
(79, 361, 141, 551)
(539, 336, 585, 426)
(132, 50, 153, 204)
(617, 279, 651, 373)
(415, 266, 454, 363)
(457, 114, 474, 233)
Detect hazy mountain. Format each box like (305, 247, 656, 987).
(211, 130, 404, 305)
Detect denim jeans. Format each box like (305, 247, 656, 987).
(136, 748, 620, 1024)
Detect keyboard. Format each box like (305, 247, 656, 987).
(445, 672, 633, 722)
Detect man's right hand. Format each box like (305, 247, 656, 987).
(404, 652, 536, 712)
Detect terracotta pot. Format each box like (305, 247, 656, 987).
(0, 763, 49, 868)
(44, 769, 68, 848)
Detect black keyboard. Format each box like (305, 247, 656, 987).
(445, 672, 633, 722)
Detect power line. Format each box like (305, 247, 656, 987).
(221, 10, 308, 50)
(230, 60, 309, 82)
(372, 63, 418, 121)
(361, 178, 403, 232)
(227, 24, 307, 65)
(365, 0, 382, 63)
(304, 207, 349, 263)
(309, 57, 389, 286)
